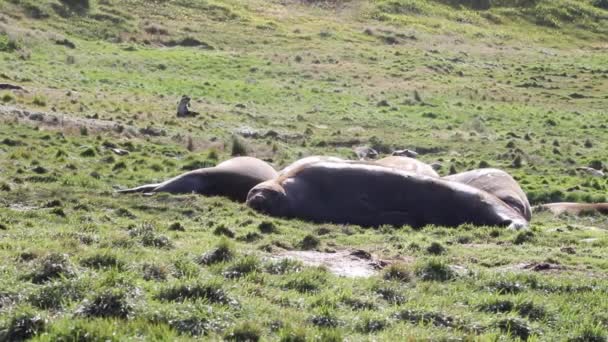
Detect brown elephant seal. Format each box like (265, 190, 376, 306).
(247, 161, 527, 229)
(443, 168, 531, 222)
(118, 156, 277, 202)
(279, 156, 346, 175)
(533, 203, 608, 216)
(374, 156, 439, 178)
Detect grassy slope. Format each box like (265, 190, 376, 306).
(0, 0, 607, 340)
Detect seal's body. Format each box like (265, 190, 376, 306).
(375, 156, 439, 178)
(443, 168, 531, 221)
(247, 161, 527, 229)
(118, 156, 277, 202)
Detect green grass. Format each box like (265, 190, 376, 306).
(0, 0, 607, 340)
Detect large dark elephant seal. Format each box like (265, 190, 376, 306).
(443, 168, 531, 222)
(246, 161, 527, 229)
(118, 156, 277, 202)
(533, 203, 608, 216)
(374, 156, 439, 178)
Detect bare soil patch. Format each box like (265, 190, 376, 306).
(271, 249, 396, 278)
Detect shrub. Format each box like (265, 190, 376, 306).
(415, 258, 456, 282)
(298, 234, 320, 250)
(426, 242, 447, 255)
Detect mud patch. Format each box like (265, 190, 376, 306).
(271, 250, 391, 278)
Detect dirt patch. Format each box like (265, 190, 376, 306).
(271, 250, 393, 278)
(498, 262, 567, 274)
(0, 105, 140, 137)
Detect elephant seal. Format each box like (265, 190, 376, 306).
(279, 156, 346, 175)
(247, 161, 527, 229)
(374, 156, 439, 178)
(533, 202, 608, 216)
(443, 168, 531, 222)
(118, 156, 277, 202)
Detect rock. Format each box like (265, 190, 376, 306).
(576, 167, 604, 177)
(392, 149, 418, 158)
(354, 146, 378, 160)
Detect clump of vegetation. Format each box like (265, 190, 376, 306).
(225, 321, 262, 341)
(383, 263, 412, 282)
(29, 280, 86, 309)
(129, 224, 173, 249)
(196, 240, 235, 265)
(569, 323, 607, 342)
(32, 95, 47, 107)
(26, 253, 75, 284)
(80, 253, 124, 270)
(168, 222, 185, 231)
(258, 221, 278, 234)
(356, 315, 388, 333)
(374, 286, 406, 305)
(0, 309, 46, 341)
(156, 281, 232, 304)
(213, 225, 236, 238)
(487, 280, 526, 294)
(494, 317, 535, 340)
(265, 258, 303, 275)
(230, 136, 248, 156)
(142, 263, 169, 281)
(76, 289, 133, 319)
(283, 269, 327, 293)
(415, 258, 456, 282)
(298, 234, 320, 250)
(513, 231, 535, 245)
(0, 34, 19, 52)
(393, 309, 457, 328)
(223, 255, 261, 278)
(426, 241, 447, 255)
(309, 307, 341, 328)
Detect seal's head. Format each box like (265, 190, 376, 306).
(246, 180, 289, 217)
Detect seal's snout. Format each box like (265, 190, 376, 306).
(247, 190, 268, 213)
(246, 182, 288, 217)
(501, 218, 528, 230)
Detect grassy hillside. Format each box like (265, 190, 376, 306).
(0, 0, 607, 340)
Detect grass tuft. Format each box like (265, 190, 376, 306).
(26, 253, 75, 284)
(76, 289, 133, 319)
(196, 240, 235, 265)
(156, 281, 232, 304)
(383, 263, 413, 282)
(415, 258, 456, 282)
(225, 321, 262, 341)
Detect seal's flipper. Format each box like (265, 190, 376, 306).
(117, 183, 161, 194)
